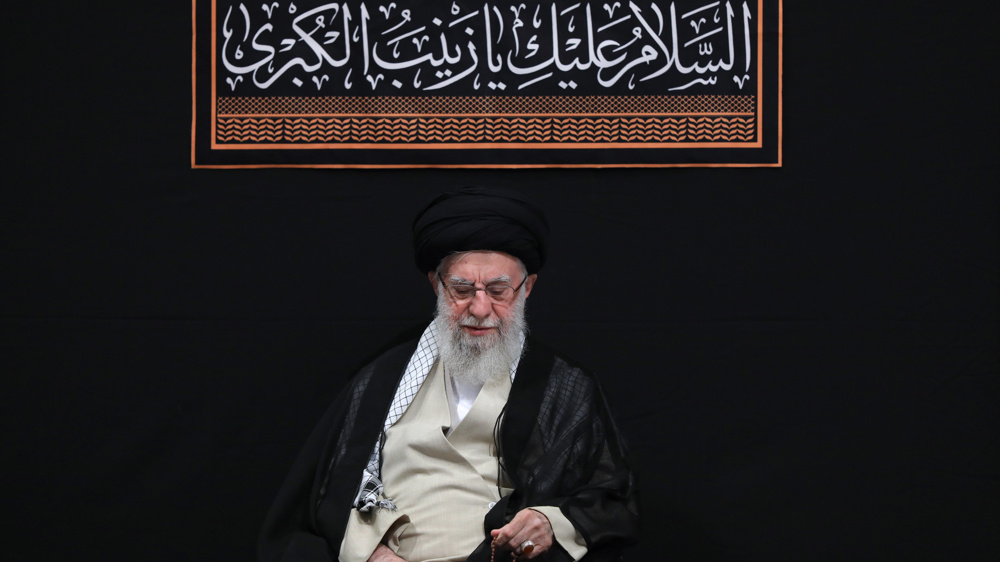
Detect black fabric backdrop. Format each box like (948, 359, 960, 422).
(2, 3, 997, 561)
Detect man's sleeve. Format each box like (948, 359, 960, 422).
(260, 339, 418, 562)
(258, 390, 351, 562)
(338, 510, 410, 562)
(558, 383, 640, 559)
(533, 373, 640, 561)
(528, 507, 588, 561)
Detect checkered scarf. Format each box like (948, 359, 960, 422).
(352, 321, 524, 512)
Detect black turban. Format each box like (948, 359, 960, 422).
(412, 187, 550, 274)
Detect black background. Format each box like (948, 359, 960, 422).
(3, 2, 997, 561)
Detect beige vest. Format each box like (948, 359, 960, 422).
(339, 360, 512, 562)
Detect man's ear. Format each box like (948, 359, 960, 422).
(523, 274, 538, 298)
(428, 271, 439, 295)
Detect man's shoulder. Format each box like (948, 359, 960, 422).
(523, 336, 603, 389)
(512, 338, 619, 443)
(340, 325, 425, 390)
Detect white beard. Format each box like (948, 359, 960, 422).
(434, 288, 527, 386)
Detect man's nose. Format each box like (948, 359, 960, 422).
(467, 290, 493, 318)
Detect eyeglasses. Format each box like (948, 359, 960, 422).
(437, 272, 527, 304)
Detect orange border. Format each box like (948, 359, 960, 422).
(777, 0, 783, 166)
(190, 0, 197, 167)
(193, 0, 782, 167)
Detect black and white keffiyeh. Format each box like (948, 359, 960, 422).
(352, 321, 524, 512)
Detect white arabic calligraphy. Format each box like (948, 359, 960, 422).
(219, 1, 756, 93)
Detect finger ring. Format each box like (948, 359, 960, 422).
(520, 540, 535, 555)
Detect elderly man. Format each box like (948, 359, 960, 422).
(260, 187, 638, 562)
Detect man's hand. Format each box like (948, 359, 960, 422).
(367, 544, 407, 562)
(490, 509, 554, 559)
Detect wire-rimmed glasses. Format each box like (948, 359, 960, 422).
(437, 272, 527, 303)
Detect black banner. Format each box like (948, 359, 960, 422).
(192, 0, 782, 167)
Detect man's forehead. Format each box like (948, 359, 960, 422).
(441, 251, 522, 278)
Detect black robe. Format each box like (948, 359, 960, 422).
(259, 335, 639, 562)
